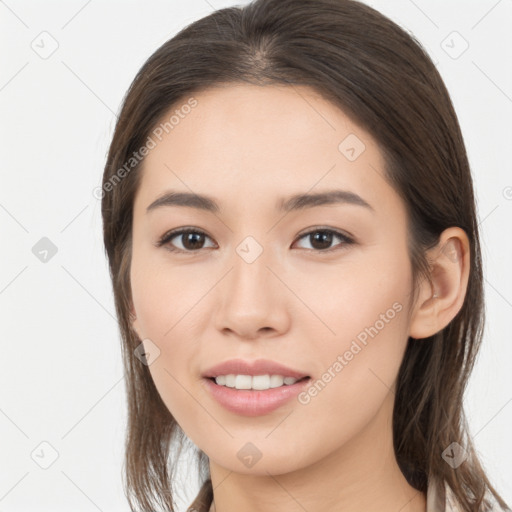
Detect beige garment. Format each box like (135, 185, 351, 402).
(426, 477, 461, 512)
(188, 477, 509, 512)
(427, 477, 510, 512)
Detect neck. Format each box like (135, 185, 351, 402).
(208, 391, 426, 512)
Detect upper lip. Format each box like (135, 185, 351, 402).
(202, 359, 310, 379)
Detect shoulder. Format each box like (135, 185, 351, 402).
(428, 477, 511, 512)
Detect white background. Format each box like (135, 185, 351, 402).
(1, 0, 511, 510)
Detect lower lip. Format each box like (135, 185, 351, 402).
(201, 377, 311, 417)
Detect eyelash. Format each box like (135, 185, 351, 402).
(156, 226, 355, 254)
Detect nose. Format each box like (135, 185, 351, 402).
(213, 243, 291, 340)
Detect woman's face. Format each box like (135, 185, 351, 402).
(130, 84, 418, 475)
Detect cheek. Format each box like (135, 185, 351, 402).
(130, 248, 207, 338)
(291, 244, 412, 347)
(130, 253, 212, 424)
(297, 249, 412, 408)
(290, 286, 411, 460)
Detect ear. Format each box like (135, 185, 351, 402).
(408, 227, 470, 340)
(128, 299, 141, 340)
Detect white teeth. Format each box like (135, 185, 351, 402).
(213, 374, 302, 390)
(235, 375, 252, 389)
(253, 375, 271, 390)
(215, 375, 226, 386)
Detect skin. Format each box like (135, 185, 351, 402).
(129, 84, 470, 512)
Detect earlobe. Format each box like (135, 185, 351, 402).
(129, 301, 140, 339)
(131, 320, 141, 341)
(408, 227, 470, 340)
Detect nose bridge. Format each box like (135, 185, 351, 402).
(214, 233, 289, 336)
(229, 233, 276, 300)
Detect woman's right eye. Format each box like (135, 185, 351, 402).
(157, 228, 216, 252)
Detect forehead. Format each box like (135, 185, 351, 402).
(135, 83, 397, 216)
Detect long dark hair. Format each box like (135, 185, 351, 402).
(101, 0, 510, 510)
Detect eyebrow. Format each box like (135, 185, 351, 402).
(146, 189, 374, 214)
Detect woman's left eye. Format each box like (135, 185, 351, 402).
(156, 227, 354, 253)
(293, 228, 354, 252)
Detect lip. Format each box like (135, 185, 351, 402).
(201, 376, 311, 416)
(202, 358, 310, 379)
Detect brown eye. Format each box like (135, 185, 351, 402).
(179, 231, 207, 250)
(157, 229, 216, 252)
(293, 228, 354, 252)
(309, 231, 334, 250)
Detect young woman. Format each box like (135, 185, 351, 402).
(100, 0, 511, 510)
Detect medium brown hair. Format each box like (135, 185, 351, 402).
(101, 0, 510, 510)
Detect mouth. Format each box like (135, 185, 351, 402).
(205, 376, 311, 382)
(202, 375, 312, 416)
(205, 375, 311, 390)
(202, 358, 310, 383)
